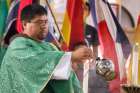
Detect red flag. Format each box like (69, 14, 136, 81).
(95, 0, 120, 93)
(61, 0, 85, 50)
(105, 1, 131, 84)
(16, 0, 32, 33)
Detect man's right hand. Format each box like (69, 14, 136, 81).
(71, 46, 93, 63)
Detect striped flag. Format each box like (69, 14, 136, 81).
(61, 0, 85, 50)
(104, 0, 132, 85)
(95, 0, 131, 92)
(105, 0, 131, 60)
(95, 1, 120, 93)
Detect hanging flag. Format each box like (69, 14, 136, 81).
(61, 0, 85, 50)
(16, 0, 33, 33)
(0, 0, 9, 62)
(126, 15, 140, 85)
(134, 15, 140, 44)
(0, 0, 8, 40)
(125, 44, 139, 85)
(3, 0, 20, 45)
(97, 0, 132, 92)
(133, 16, 140, 82)
(105, 0, 131, 60)
(104, 0, 132, 84)
(88, 0, 98, 28)
(0, 0, 20, 65)
(1, 0, 20, 44)
(95, 0, 120, 93)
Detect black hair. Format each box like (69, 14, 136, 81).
(85, 2, 90, 11)
(20, 4, 48, 22)
(73, 41, 86, 50)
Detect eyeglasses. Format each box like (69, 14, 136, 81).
(30, 19, 48, 25)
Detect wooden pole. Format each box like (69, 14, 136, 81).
(45, 0, 66, 43)
(39, 0, 68, 49)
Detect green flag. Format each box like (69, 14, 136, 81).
(0, 0, 8, 39)
(0, 0, 8, 63)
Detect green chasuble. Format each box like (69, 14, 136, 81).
(0, 37, 83, 93)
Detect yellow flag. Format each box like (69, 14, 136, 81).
(126, 15, 140, 85)
(134, 15, 140, 85)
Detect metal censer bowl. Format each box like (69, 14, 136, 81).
(96, 57, 116, 81)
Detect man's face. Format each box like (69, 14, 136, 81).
(24, 15, 49, 41)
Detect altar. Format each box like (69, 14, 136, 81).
(121, 84, 140, 93)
